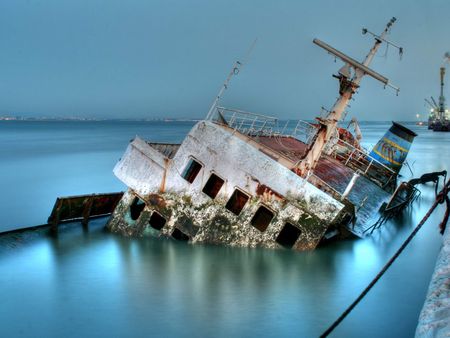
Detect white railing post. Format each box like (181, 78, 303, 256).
(341, 171, 360, 201)
(345, 149, 355, 165)
(365, 158, 374, 174)
(250, 116, 257, 132)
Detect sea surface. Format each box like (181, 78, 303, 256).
(1, 120, 449, 337)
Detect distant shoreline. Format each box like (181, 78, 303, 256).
(0, 117, 202, 122)
(0, 117, 423, 124)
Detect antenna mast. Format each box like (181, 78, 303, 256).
(205, 39, 258, 120)
(205, 60, 242, 120)
(296, 17, 401, 175)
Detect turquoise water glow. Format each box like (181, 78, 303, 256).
(0, 121, 449, 337)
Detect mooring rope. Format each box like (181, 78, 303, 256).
(320, 179, 450, 338)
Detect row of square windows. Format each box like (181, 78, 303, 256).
(180, 158, 302, 248)
(126, 158, 302, 248)
(129, 199, 190, 241)
(130, 194, 302, 249)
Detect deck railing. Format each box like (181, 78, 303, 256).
(326, 138, 397, 188)
(286, 119, 318, 145)
(209, 105, 397, 191)
(216, 106, 278, 135)
(211, 106, 318, 145)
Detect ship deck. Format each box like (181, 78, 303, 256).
(249, 134, 390, 236)
(251, 135, 309, 162)
(144, 126, 392, 237)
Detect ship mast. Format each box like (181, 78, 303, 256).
(296, 17, 400, 175)
(206, 39, 258, 121)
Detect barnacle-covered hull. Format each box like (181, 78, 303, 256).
(107, 18, 418, 250)
(106, 113, 417, 250)
(107, 121, 349, 251)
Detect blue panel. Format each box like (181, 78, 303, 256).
(369, 122, 416, 172)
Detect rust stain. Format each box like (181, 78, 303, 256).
(253, 135, 308, 162)
(159, 158, 169, 193)
(147, 193, 166, 208)
(338, 127, 359, 148)
(256, 184, 284, 201)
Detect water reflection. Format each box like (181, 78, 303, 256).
(1, 122, 449, 337)
(0, 202, 444, 338)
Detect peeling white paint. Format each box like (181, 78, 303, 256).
(109, 121, 348, 250)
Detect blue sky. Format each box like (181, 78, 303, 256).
(0, 0, 449, 120)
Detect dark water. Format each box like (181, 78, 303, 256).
(0, 120, 449, 337)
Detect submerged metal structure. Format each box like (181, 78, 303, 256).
(107, 18, 418, 250)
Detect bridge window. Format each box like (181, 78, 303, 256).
(149, 211, 166, 230)
(251, 206, 274, 232)
(181, 158, 202, 183)
(225, 189, 249, 216)
(275, 223, 301, 249)
(202, 173, 224, 199)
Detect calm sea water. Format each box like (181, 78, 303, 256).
(1, 120, 449, 337)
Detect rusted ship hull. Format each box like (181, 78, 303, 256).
(106, 116, 416, 250)
(107, 18, 418, 251)
(107, 121, 348, 251)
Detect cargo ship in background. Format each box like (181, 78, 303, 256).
(426, 53, 450, 131)
(99, 18, 423, 251)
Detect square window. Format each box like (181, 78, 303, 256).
(225, 189, 249, 215)
(275, 223, 301, 249)
(251, 206, 274, 232)
(202, 173, 225, 199)
(172, 228, 189, 241)
(181, 159, 202, 183)
(149, 211, 166, 230)
(130, 197, 145, 220)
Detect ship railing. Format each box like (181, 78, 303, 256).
(212, 106, 278, 136)
(305, 172, 344, 201)
(327, 138, 397, 186)
(210, 106, 318, 144)
(278, 119, 318, 145)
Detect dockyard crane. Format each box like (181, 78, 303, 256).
(425, 98, 438, 111)
(438, 53, 450, 120)
(429, 52, 450, 131)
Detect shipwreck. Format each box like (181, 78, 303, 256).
(106, 18, 419, 251)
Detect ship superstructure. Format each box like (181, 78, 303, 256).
(107, 18, 418, 250)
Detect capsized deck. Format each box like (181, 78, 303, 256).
(252, 135, 309, 162)
(249, 133, 390, 236)
(314, 156, 390, 235)
(144, 124, 394, 237)
(142, 119, 398, 237)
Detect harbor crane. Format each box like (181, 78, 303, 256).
(428, 53, 450, 131)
